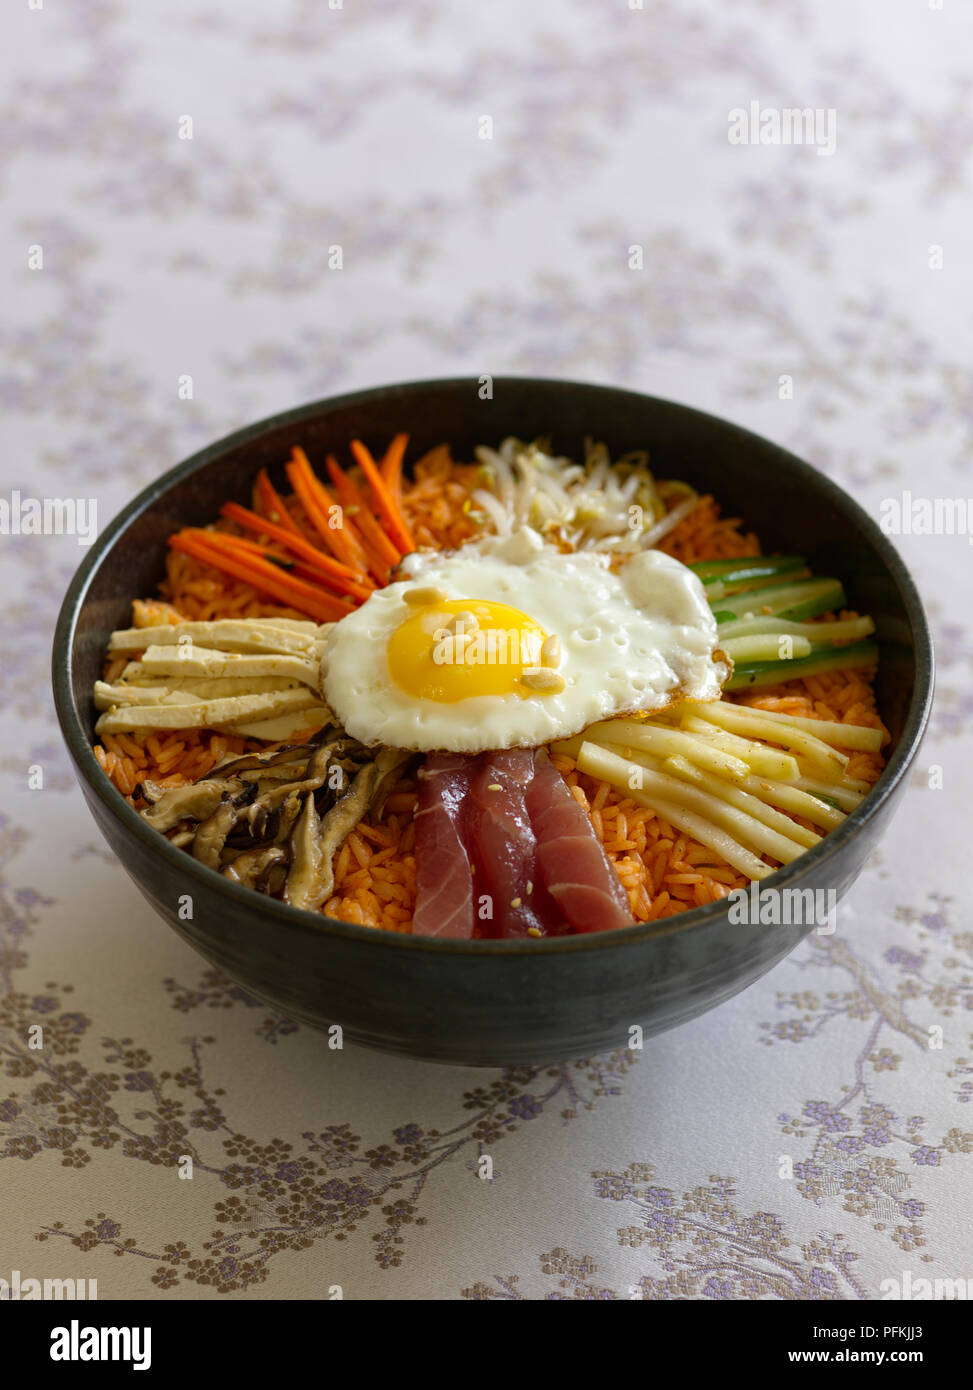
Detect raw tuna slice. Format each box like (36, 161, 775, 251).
(466, 749, 556, 938)
(526, 750, 633, 934)
(412, 753, 478, 938)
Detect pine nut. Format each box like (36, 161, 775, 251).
(403, 585, 449, 606)
(521, 667, 566, 694)
(448, 610, 479, 634)
(540, 633, 562, 668)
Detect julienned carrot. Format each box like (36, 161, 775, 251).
(325, 455, 400, 580)
(218, 525, 373, 603)
(217, 532, 296, 566)
(291, 559, 356, 589)
(286, 461, 348, 569)
(286, 448, 371, 576)
(220, 501, 374, 602)
(186, 530, 298, 575)
(173, 530, 351, 623)
(350, 439, 414, 553)
(223, 536, 330, 589)
(254, 468, 303, 536)
(187, 528, 302, 575)
(225, 529, 340, 586)
(380, 433, 409, 504)
(169, 530, 351, 623)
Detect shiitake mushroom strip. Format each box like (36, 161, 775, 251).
(284, 748, 412, 911)
(139, 725, 411, 905)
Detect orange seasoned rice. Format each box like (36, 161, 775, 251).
(550, 751, 748, 920)
(94, 729, 251, 798)
(96, 447, 888, 934)
(656, 493, 760, 566)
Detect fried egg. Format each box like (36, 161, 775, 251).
(322, 527, 730, 752)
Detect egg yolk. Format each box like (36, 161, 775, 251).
(387, 598, 549, 703)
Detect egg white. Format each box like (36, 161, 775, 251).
(322, 527, 730, 753)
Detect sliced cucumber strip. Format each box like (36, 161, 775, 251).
(717, 614, 875, 643)
(724, 640, 879, 691)
(691, 556, 805, 584)
(721, 634, 813, 663)
(714, 577, 846, 623)
(705, 571, 810, 603)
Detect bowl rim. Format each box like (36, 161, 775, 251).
(52, 374, 935, 957)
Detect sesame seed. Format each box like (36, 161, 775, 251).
(526, 927, 542, 938)
(487, 782, 501, 791)
(526, 880, 533, 894)
(510, 897, 522, 908)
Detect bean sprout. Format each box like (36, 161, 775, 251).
(469, 437, 699, 554)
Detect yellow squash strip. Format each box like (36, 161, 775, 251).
(733, 774, 848, 830)
(682, 700, 848, 777)
(577, 741, 803, 869)
(567, 717, 752, 783)
(576, 743, 773, 880)
(791, 775, 865, 812)
(658, 753, 823, 850)
(680, 718, 801, 781)
(726, 704, 887, 752)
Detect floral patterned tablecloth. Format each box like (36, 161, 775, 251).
(2, 0, 971, 1301)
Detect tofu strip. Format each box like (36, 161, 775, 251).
(94, 676, 303, 709)
(108, 620, 318, 657)
(230, 707, 332, 739)
(95, 686, 318, 734)
(132, 645, 320, 687)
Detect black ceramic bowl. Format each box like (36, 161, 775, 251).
(53, 378, 933, 1065)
